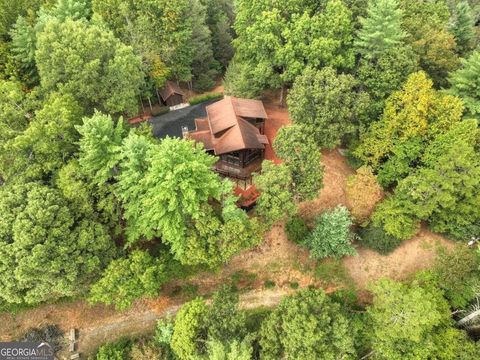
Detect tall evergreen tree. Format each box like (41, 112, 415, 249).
(450, 0, 475, 55)
(448, 50, 480, 118)
(355, 0, 406, 59)
(190, 0, 217, 91)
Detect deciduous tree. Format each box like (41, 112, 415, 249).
(346, 166, 383, 223)
(259, 288, 356, 360)
(367, 279, 451, 359)
(288, 67, 368, 148)
(89, 250, 167, 310)
(273, 124, 323, 201)
(253, 161, 297, 226)
(0, 183, 115, 306)
(35, 18, 143, 114)
(355, 71, 463, 186)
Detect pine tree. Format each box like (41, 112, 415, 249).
(450, 1, 475, 55)
(355, 0, 407, 59)
(449, 50, 480, 118)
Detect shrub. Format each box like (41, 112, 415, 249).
(264, 280, 276, 289)
(346, 166, 383, 224)
(304, 206, 357, 259)
(188, 92, 223, 105)
(151, 106, 169, 116)
(434, 245, 480, 308)
(285, 215, 309, 244)
(129, 339, 167, 360)
(358, 222, 403, 255)
(94, 339, 131, 360)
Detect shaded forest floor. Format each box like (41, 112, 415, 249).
(0, 99, 454, 356)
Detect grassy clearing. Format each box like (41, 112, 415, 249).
(314, 259, 355, 289)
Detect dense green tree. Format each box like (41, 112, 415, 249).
(259, 288, 356, 360)
(10, 92, 83, 180)
(372, 119, 480, 240)
(167, 286, 247, 359)
(433, 245, 480, 308)
(253, 161, 297, 226)
(357, 45, 418, 120)
(234, 0, 355, 100)
(367, 279, 451, 360)
(205, 339, 252, 360)
(450, 0, 475, 54)
(9, 16, 38, 86)
(93, 340, 131, 360)
(76, 112, 126, 186)
(304, 206, 357, 259)
(448, 50, 480, 118)
(0, 0, 44, 39)
(355, 0, 406, 60)
(35, 18, 143, 114)
(201, 0, 234, 69)
(273, 124, 324, 201)
(0, 79, 35, 180)
(288, 66, 368, 148)
(204, 286, 246, 344)
(92, 0, 195, 84)
(190, 0, 217, 91)
(223, 59, 263, 99)
(89, 250, 167, 310)
(171, 298, 208, 359)
(56, 159, 119, 228)
(118, 137, 257, 265)
(10, 0, 92, 87)
(0, 183, 115, 306)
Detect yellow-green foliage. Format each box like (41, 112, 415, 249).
(346, 166, 383, 223)
(355, 71, 463, 168)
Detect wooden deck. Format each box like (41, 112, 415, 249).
(214, 158, 262, 181)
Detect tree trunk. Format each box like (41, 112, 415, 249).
(279, 85, 285, 107)
(147, 97, 153, 112)
(139, 97, 145, 115)
(155, 87, 162, 105)
(458, 309, 480, 326)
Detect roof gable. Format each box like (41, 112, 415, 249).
(189, 96, 269, 155)
(160, 81, 185, 101)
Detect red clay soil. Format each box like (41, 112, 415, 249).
(344, 228, 454, 288)
(263, 102, 291, 163)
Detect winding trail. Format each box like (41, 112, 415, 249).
(78, 289, 292, 356)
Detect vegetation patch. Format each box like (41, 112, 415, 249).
(188, 92, 223, 105)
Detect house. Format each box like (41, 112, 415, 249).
(188, 96, 268, 186)
(160, 81, 186, 107)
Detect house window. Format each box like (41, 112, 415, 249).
(222, 151, 241, 165)
(244, 149, 262, 165)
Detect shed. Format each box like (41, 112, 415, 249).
(160, 81, 186, 107)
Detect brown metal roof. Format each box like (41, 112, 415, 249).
(160, 81, 185, 101)
(189, 96, 268, 155)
